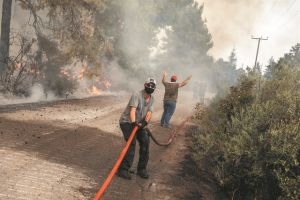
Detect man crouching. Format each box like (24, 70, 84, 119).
(117, 78, 156, 180)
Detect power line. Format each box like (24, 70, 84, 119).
(265, 0, 297, 34)
(264, 0, 279, 19)
(272, 10, 300, 33)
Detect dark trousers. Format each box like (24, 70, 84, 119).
(119, 123, 150, 171)
(160, 100, 177, 127)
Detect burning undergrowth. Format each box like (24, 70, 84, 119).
(59, 62, 112, 97)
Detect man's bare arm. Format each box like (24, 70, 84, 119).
(129, 107, 137, 122)
(162, 71, 167, 84)
(179, 75, 192, 88)
(145, 111, 152, 123)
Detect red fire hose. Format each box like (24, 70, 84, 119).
(93, 126, 139, 200)
(146, 117, 190, 146)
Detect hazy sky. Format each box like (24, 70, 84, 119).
(199, 0, 300, 69)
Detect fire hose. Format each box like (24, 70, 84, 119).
(93, 117, 190, 200)
(146, 117, 190, 146)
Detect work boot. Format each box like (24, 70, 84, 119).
(137, 169, 149, 179)
(117, 169, 132, 180)
(161, 123, 171, 128)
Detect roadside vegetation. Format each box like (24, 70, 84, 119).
(192, 44, 300, 200)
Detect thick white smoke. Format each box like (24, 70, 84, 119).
(200, 0, 300, 68)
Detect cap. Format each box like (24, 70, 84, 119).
(145, 77, 156, 85)
(171, 74, 177, 81)
(145, 77, 156, 89)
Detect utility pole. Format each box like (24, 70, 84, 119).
(252, 36, 268, 70)
(252, 36, 268, 96)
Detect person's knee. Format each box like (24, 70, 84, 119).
(141, 141, 149, 153)
(128, 149, 135, 157)
(128, 139, 136, 150)
(142, 134, 149, 145)
(130, 139, 136, 147)
(170, 109, 175, 116)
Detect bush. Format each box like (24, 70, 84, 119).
(192, 44, 300, 200)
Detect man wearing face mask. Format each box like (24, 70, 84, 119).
(117, 78, 156, 180)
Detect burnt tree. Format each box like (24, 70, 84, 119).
(0, 0, 13, 72)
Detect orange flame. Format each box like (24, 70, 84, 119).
(60, 63, 111, 96)
(102, 80, 112, 89)
(60, 68, 70, 77)
(88, 85, 101, 96)
(16, 63, 22, 70)
(29, 68, 40, 75)
(78, 65, 88, 80)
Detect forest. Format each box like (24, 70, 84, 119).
(0, 0, 241, 97)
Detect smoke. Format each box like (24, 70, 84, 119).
(29, 84, 46, 101)
(109, 0, 300, 102)
(199, 0, 300, 68)
(1, 0, 244, 106)
(100, 0, 161, 92)
(201, 0, 266, 50)
(0, 84, 57, 105)
(29, 84, 57, 102)
(199, 0, 267, 68)
(107, 0, 221, 104)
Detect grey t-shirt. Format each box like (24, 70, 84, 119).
(119, 90, 155, 124)
(163, 81, 179, 102)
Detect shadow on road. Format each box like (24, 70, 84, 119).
(0, 117, 125, 199)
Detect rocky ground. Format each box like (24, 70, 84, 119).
(0, 91, 225, 200)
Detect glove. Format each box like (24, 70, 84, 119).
(131, 121, 139, 128)
(139, 119, 148, 129)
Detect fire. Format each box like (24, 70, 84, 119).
(88, 85, 101, 96)
(60, 68, 70, 77)
(77, 65, 88, 80)
(102, 80, 112, 89)
(16, 63, 22, 70)
(59, 63, 111, 96)
(29, 67, 40, 75)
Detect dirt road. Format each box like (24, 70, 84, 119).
(0, 92, 222, 200)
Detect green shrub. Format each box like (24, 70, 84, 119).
(192, 44, 300, 200)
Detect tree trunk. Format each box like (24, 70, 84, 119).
(0, 0, 13, 72)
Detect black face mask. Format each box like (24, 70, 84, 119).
(145, 87, 155, 94)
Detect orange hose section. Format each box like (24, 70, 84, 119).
(166, 117, 190, 144)
(93, 126, 139, 200)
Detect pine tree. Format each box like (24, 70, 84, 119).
(158, 2, 213, 74)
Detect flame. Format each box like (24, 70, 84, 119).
(29, 68, 40, 75)
(16, 63, 22, 70)
(60, 68, 70, 77)
(59, 63, 111, 96)
(102, 80, 112, 89)
(77, 65, 88, 80)
(88, 85, 101, 96)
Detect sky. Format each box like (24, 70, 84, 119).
(199, 0, 300, 70)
